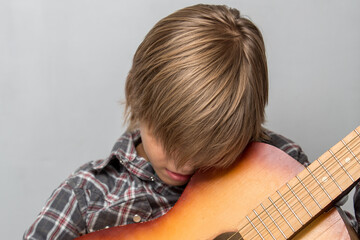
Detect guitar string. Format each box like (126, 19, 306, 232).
(227, 131, 360, 240)
(243, 136, 360, 240)
(240, 133, 360, 240)
(241, 135, 360, 240)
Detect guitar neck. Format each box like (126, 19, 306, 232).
(237, 127, 360, 240)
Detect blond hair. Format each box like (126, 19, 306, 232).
(125, 4, 268, 169)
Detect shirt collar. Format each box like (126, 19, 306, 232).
(93, 130, 156, 181)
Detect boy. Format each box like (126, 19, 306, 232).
(24, 4, 339, 239)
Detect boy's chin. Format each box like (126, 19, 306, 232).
(166, 181, 189, 187)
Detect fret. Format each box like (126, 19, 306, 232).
(253, 209, 276, 240)
(317, 158, 343, 191)
(286, 183, 312, 218)
(355, 128, 360, 137)
(269, 196, 295, 232)
(296, 175, 322, 209)
(260, 203, 287, 239)
(305, 167, 332, 201)
(277, 190, 303, 225)
(341, 139, 360, 164)
(246, 215, 265, 240)
(329, 149, 354, 182)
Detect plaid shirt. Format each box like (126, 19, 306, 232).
(24, 129, 310, 240)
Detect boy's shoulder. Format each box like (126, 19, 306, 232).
(27, 131, 185, 234)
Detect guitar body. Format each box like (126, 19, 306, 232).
(78, 142, 358, 240)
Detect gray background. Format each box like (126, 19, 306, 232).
(1, 0, 359, 239)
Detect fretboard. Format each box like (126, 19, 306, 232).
(236, 126, 360, 240)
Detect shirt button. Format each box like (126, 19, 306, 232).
(150, 176, 155, 181)
(133, 214, 141, 223)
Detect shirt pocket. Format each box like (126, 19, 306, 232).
(86, 196, 152, 232)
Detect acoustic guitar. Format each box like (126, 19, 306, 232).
(77, 126, 360, 239)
